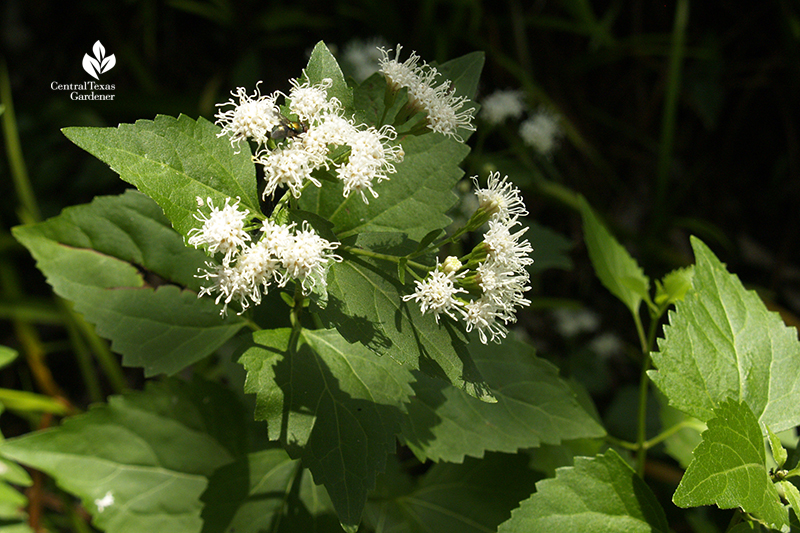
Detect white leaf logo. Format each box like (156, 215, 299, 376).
(82, 41, 116, 80)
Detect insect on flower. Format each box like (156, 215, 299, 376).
(269, 116, 308, 142)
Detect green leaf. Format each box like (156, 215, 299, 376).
(779, 481, 800, 523)
(200, 449, 342, 533)
(238, 328, 415, 529)
(12, 191, 246, 376)
(0, 379, 245, 533)
(769, 426, 789, 469)
(673, 399, 789, 532)
(649, 237, 800, 433)
(364, 453, 539, 533)
(525, 220, 574, 274)
(298, 134, 468, 241)
(578, 195, 649, 315)
(319, 251, 493, 401)
(0, 347, 17, 370)
(437, 51, 485, 103)
(0, 388, 68, 415)
(655, 266, 694, 307)
(399, 334, 605, 463)
(498, 449, 670, 533)
(62, 114, 259, 237)
(303, 41, 354, 113)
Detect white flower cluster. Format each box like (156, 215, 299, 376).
(378, 45, 476, 141)
(519, 107, 563, 157)
(403, 173, 533, 344)
(189, 197, 341, 315)
(216, 77, 404, 203)
(478, 88, 564, 157)
(480, 89, 526, 126)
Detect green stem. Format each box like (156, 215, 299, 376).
(342, 245, 430, 272)
(653, 0, 690, 234)
(635, 351, 652, 477)
(288, 285, 305, 353)
(604, 434, 638, 451)
(0, 56, 41, 224)
(642, 420, 693, 449)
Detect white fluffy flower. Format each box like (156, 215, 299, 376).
(520, 108, 563, 156)
(339, 125, 403, 203)
(187, 197, 251, 261)
(215, 84, 281, 151)
(472, 171, 528, 223)
(379, 45, 475, 140)
(463, 296, 509, 344)
(424, 84, 476, 141)
(288, 77, 341, 124)
(197, 259, 249, 316)
(378, 45, 425, 91)
(258, 142, 321, 199)
(483, 218, 534, 271)
(302, 113, 356, 161)
(480, 89, 526, 125)
(402, 261, 467, 324)
(280, 222, 342, 293)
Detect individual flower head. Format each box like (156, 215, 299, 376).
(302, 113, 356, 161)
(379, 44, 476, 141)
(235, 239, 283, 304)
(197, 259, 249, 316)
(279, 221, 342, 294)
(338, 124, 404, 203)
(187, 197, 251, 261)
(463, 295, 509, 344)
(402, 259, 468, 324)
(424, 84, 476, 141)
(258, 142, 322, 199)
(287, 77, 341, 124)
(475, 258, 531, 319)
(483, 217, 534, 271)
(378, 44, 425, 92)
(215, 84, 282, 151)
(472, 171, 528, 224)
(520, 107, 563, 156)
(480, 89, 526, 125)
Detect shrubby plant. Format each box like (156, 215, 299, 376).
(2, 41, 800, 533)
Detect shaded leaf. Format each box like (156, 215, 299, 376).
(649, 237, 800, 434)
(238, 328, 414, 529)
(12, 191, 246, 376)
(364, 453, 539, 533)
(319, 251, 493, 401)
(62, 114, 259, 237)
(399, 334, 605, 463)
(673, 399, 788, 532)
(498, 449, 669, 533)
(0, 379, 244, 533)
(579, 195, 649, 315)
(201, 449, 343, 533)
